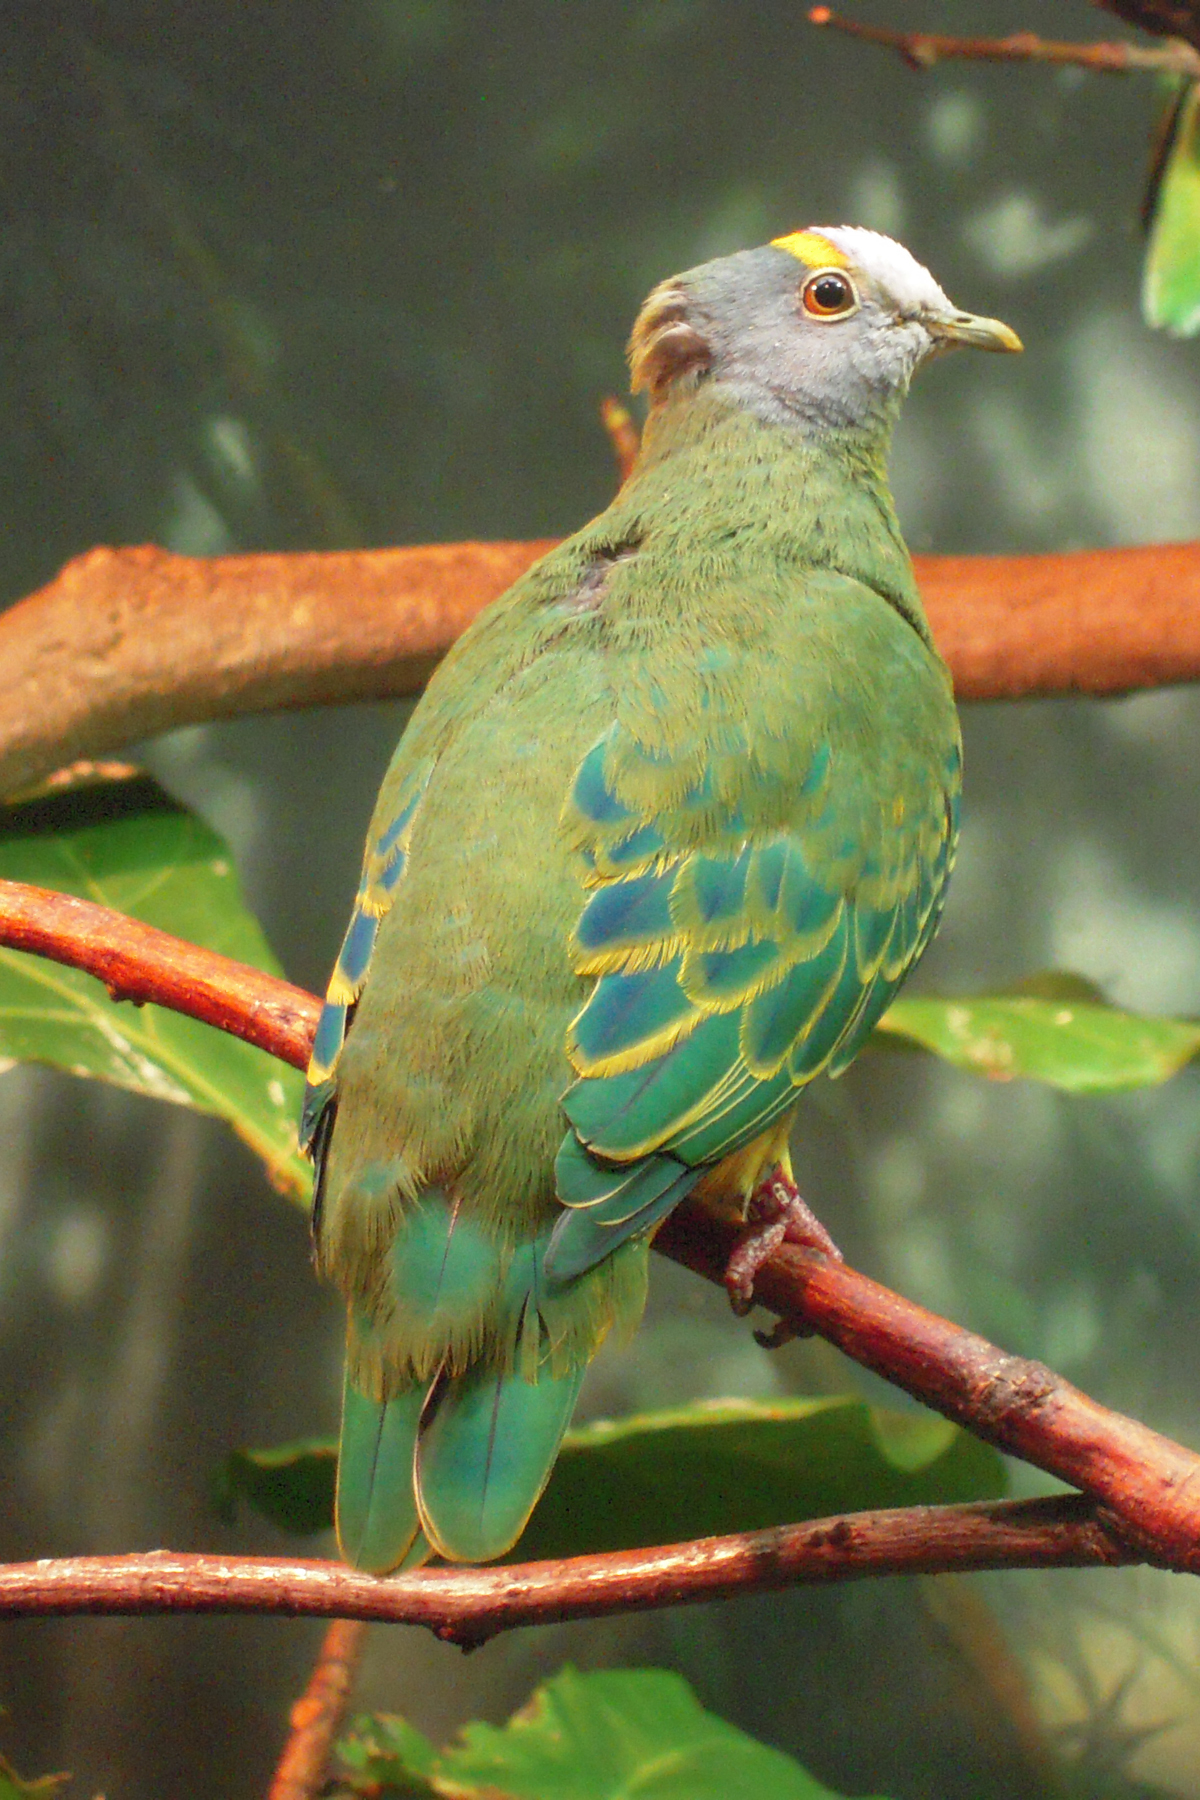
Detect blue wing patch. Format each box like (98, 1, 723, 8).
(301, 761, 434, 1160)
(551, 723, 959, 1279)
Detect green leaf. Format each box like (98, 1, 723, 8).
(0, 767, 310, 1200)
(1143, 80, 1200, 336)
(218, 1396, 1004, 1549)
(336, 1713, 438, 1796)
(213, 1438, 336, 1534)
(0, 1753, 70, 1800)
(430, 1666, 886, 1799)
(514, 1395, 1005, 1560)
(336, 1671, 886, 1799)
(875, 977, 1200, 1094)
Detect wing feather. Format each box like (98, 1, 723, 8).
(552, 697, 960, 1276)
(300, 759, 435, 1156)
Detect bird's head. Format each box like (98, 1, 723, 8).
(629, 226, 1021, 432)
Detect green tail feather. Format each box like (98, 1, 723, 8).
(335, 1196, 614, 1569)
(335, 1373, 431, 1573)
(415, 1360, 585, 1561)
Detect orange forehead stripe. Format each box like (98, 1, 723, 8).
(770, 229, 849, 270)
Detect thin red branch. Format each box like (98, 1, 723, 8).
(0, 1497, 1136, 1644)
(4, 538, 1200, 803)
(656, 1212, 1200, 1570)
(808, 5, 1200, 76)
(267, 1618, 367, 1800)
(4, 881, 1200, 1592)
(0, 880, 316, 1066)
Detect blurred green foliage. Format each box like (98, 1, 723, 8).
(1143, 81, 1200, 336)
(334, 1666, 882, 1800)
(0, 769, 308, 1197)
(214, 1394, 1006, 1551)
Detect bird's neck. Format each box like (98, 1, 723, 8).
(599, 380, 930, 642)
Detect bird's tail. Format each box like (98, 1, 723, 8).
(331, 1182, 649, 1572)
(335, 1375, 431, 1571)
(336, 1355, 584, 1571)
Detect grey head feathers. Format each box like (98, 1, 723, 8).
(629, 225, 1020, 433)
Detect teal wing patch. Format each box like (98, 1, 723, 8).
(547, 1132, 697, 1288)
(300, 760, 434, 1166)
(548, 722, 958, 1280)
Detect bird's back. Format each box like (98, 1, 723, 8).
(308, 381, 961, 1569)
(321, 384, 955, 1259)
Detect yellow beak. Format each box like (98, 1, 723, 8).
(925, 309, 1023, 354)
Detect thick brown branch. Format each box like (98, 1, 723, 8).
(3, 882, 1200, 1580)
(920, 543, 1200, 699)
(808, 5, 1200, 76)
(0, 540, 551, 801)
(3, 537, 1200, 801)
(0, 1497, 1137, 1642)
(267, 1618, 367, 1800)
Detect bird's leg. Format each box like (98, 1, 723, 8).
(724, 1165, 843, 1346)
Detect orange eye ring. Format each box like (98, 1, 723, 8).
(801, 268, 858, 320)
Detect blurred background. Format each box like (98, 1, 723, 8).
(2, 1, 1200, 1794)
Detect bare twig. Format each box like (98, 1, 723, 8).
(655, 1209, 1200, 1571)
(3, 538, 1200, 803)
(0, 1498, 1139, 1644)
(267, 1618, 367, 1800)
(4, 883, 1200, 1588)
(808, 5, 1200, 77)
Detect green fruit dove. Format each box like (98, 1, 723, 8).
(300, 225, 1021, 1573)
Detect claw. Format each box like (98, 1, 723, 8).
(725, 1212, 789, 1312)
(723, 1164, 842, 1331)
(754, 1317, 804, 1351)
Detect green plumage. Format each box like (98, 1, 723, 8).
(301, 229, 1010, 1571)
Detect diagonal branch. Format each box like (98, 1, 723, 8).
(3, 876, 1200, 1593)
(267, 1618, 367, 1800)
(808, 5, 1200, 77)
(4, 537, 1200, 802)
(0, 880, 316, 1065)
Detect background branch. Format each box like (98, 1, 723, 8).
(2, 537, 1200, 800)
(0, 540, 549, 801)
(267, 1618, 367, 1800)
(600, 398, 641, 484)
(4, 879, 1200, 1584)
(809, 6, 1200, 76)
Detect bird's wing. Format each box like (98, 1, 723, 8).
(549, 622, 959, 1279)
(300, 756, 436, 1189)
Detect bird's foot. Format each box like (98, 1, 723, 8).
(724, 1169, 843, 1346)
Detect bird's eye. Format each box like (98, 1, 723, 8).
(801, 270, 858, 319)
